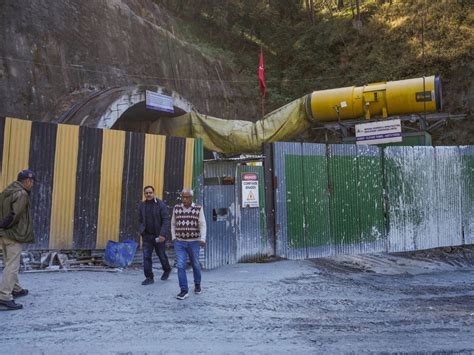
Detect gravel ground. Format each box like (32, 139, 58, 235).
(1, 248, 473, 354)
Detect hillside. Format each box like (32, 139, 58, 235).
(159, 0, 474, 145)
(0, 0, 260, 123)
(0, 0, 472, 145)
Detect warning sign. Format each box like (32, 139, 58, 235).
(242, 172, 259, 208)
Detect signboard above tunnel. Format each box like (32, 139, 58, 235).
(146, 90, 174, 113)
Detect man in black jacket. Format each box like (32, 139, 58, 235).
(138, 186, 172, 285)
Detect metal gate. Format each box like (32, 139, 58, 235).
(203, 160, 271, 269)
(273, 142, 385, 260)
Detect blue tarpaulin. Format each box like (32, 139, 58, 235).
(104, 240, 138, 268)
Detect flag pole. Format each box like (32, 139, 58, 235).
(261, 94, 265, 145)
(258, 48, 266, 146)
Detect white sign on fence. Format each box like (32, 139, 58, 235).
(355, 119, 402, 145)
(241, 172, 259, 208)
(146, 91, 174, 113)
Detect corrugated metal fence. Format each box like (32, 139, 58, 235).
(273, 142, 474, 260)
(1, 116, 472, 265)
(461, 146, 474, 245)
(274, 143, 385, 259)
(0, 117, 203, 250)
(385, 146, 472, 251)
(203, 161, 271, 269)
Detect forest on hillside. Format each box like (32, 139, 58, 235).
(157, 0, 473, 134)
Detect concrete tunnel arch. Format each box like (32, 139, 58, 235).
(103, 87, 194, 132)
(57, 85, 195, 133)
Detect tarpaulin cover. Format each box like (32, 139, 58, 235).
(104, 240, 138, 268)
(149, 98, 311, 154)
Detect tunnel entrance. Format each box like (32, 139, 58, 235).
(111, 101, 187, 133)
(112, 100, 217, 159)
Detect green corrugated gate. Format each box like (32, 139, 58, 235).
(274, 142, 474, 260)
(302, 144, 332, 256)
(280, 144, 331, 259)
(329, 145, 385, 255)
(274, 142, 385, 259)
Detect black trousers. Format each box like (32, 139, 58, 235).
(142, 236, 171, 279)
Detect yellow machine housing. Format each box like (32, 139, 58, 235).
(305, 75, 442, 122)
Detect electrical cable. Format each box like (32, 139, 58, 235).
(0, 55, 406, 84)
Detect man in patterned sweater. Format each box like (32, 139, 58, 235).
(171, 188, 206, 300)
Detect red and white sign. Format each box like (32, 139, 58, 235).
(242, 172, 259, 208)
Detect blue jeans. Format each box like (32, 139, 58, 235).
(143, 236, 171, 279)
(174, 240, 201, 292)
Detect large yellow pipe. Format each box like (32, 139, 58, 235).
(149, 75, 442, 153)
(305, 75, 442, 122)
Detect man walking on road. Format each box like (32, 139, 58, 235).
(138, 185, 172, 285)
(172, 188, 206, 300)
(0, 170, 36, 310)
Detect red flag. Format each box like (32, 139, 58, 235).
(258, 48, 266, 97)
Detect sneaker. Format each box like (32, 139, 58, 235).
(0, 299, 23, 310)
(194, 284, 202, 294)
(141, 278, 154, 285)
(160, 270, 171, 281)
(12, 289, 28, 299)
(176, 290, 189, 300)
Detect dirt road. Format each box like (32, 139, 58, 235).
(1, 248, 473, 353)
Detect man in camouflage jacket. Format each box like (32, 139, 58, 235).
(0, 169, 35, 310)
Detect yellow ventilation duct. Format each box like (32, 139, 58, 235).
(304, 75, 442, 122)
(150, 75, 442, 154)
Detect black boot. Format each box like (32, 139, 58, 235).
(160, 270, 171, 280)
(141, 278, 154, 285)
(12, 289, 29, 298)
(0, 299, 23, 310)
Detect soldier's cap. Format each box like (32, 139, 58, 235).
(17, 169, 36, 182)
